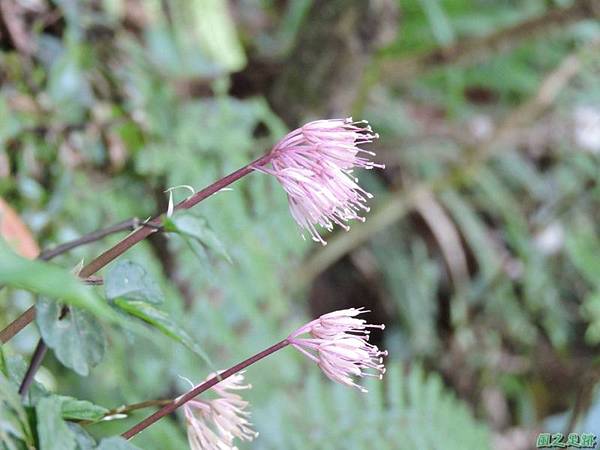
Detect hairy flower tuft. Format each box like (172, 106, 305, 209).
(287, 307, 387, 392)
(183, 371, 258, 450)
(257, 118, 382, 245)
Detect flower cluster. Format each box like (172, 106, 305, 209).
(183, 371, 258, 450)
(287, 308, 387, 392)
(257, 118, 382, 245)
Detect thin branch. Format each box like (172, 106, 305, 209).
(295, 37, 600, 288)
(38, 218, 140, 261)
(18, 340, 47, 396)
(10, 152, 272, 399)
(380, 0, 598, 82)
(79, 153, 271, 278)
(122, 339, 289, 440)
(76, 399, 172, 425)
(0, 307, 35, 344)
(1, 153, 272, 344)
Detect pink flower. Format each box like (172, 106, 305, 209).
(183, 371, 258, 450)
(257, 118, 382, 245)
(287, 308, 387, 392)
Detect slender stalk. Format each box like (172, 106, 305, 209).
(79, 153, 271, 278)
(18, 340, 47, 395)
(106, 399, 173, 417)
(0, 307, 35, 344)
(38, 218, 140, 261)
(77, 399, 172, 425)
(122, 339, 289, 440)
(1, 152, 273, 342)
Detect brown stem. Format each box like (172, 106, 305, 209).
(0, 307, 35, 344)
(0, 152, 273, 344)
(79, 153, 271, 278)
(122, 339, 289, 440)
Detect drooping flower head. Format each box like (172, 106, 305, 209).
(182, 371, 258, 450)
(287, 308, 387, 392)
(257, 118, 383, 245)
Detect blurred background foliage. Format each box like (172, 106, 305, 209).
(0, 0, 599, 449)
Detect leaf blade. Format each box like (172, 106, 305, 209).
(113, 299, 211, 365)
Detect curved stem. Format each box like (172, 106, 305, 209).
(122, 339, 289, 440)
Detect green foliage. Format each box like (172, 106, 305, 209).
(257, 363, 490, 450)
(0, 374, 34, 449)
(105, 261, 164, 306)
(56, 396, 109, 422)
(104, 260, 211, 363)
(68, 424, 97, 450)
(112, 298, 211, 365)
(36, 298, 107, 377)
(373, 237, 440, 356)
(36, 396, 77, 450)
(164, 213, 232, 263)
(96, 437, 141, 450)
(0, 239, 116, 322)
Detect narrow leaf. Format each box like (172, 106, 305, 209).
(113, 298, 211, 364)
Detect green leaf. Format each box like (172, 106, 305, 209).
(36, 397, 76, 450)
(188, 0, 246, 72)
(0, 238, 118, 322)
(165, 213, 231, 263)
(96, 436, 142, 450)
(56, 396, 108, 422)
(36, 298, 107, 376)
(0, 373, 34, 449)
(105, 260, 164, 305)
(67, 423, 96, 450)
(4, 355, 48, 405)
(565, 229, 600, 288)
(113, 298, 211, 364)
